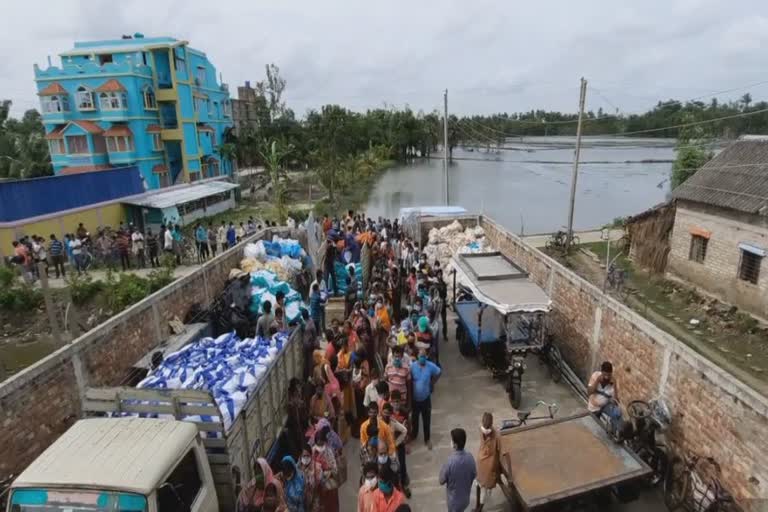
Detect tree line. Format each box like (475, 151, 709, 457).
(0, 101, 52, 179)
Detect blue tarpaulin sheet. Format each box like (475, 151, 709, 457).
(0, 166, 143, 222)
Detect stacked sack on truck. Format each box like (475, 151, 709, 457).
(423, 220, 494, 273)
(249, 269, 304, 323)
(241, 236, 307, 282)
(137, 330, 288, 431)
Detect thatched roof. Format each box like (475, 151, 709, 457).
(672, 137, 768, 215)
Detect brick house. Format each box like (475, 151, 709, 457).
(669, 137, 768, 316)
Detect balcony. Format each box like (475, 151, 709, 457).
(161, 129, 183, 141)
(156, 88, 178, 102)
(108, 151, 136, 165)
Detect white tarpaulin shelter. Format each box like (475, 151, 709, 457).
(452, 252, 551, 314)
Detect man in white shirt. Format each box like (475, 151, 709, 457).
(216, 221, 227, 254)
(363, 367, 381, 408)
(131, 229, 145, 268)
(70, 237, 83, 274)
(163, 226, 174, 253)
(382, 401, 411, 497)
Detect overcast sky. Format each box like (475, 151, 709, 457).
(4, 0, 768, 118)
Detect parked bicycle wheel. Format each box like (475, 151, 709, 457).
(664, 456, 689, 511)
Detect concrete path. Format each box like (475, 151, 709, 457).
(523, 228, 624, 248)
(338, 311, 665, 511)
(44, 264, 198, 289)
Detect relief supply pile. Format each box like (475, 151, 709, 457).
(249, 269, 304, 323)
(137, 330, 288, 431)
(423, 220, 494, 275)
(241, 236, 307, 282)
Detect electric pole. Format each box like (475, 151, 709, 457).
(566, 77, 587, 249)
(443, 89, 449, 205)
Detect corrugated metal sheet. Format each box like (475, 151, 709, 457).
(0, 166, 143, 222)
(123, 180, 238, 209)
(672, 139, 768, 214)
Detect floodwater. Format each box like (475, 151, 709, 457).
(365, 137, 676, 234)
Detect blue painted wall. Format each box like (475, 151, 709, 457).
(0, 166, 143, 222)
(34, 35, 233, 188)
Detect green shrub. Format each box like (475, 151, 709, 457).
(0, 283, 42, 311)
(105, 272, 150, 311)
(147, 265, 175, 293)
(735, 312, 759, 334)
(66, 273, 105, 305)
(0, 266, 16, 288)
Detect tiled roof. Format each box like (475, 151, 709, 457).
(103, 125, 133, 137)
(44, 126, 66, 140)
(672, 138, 768, 214)
(38, 82, 67, 96)
(95, 79, 127, 92)
(59, 165, 112, 176)
(70, 120, 103, 134)
(152, 164, 169, 173)
(146, 124, 162, 133)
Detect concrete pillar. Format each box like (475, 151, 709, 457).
(71, 350, 89, 416)
(589, 302, 603, 373)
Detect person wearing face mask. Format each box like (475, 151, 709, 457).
(237, 458, 277, 512)
(298, 444, 322, 512)
(440, 428, 477, 512)
(385, 345, 411, 404)
(358, 462, 379, 512)
(312, 428, 339, 512)
(474, 412, 501, 512)
(371, 466, 405, 512)
(410, 348, 441, 450)
(381, 402, 410, 497)
(360, 402, 396, 458)
(309, 379, 336, 422)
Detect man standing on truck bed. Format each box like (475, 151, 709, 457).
(256, 300, 275, 339)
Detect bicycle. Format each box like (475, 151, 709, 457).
(538, 334, 564, 383)
(664, 454, 735, 511)
(500, 400, 559, 430)
(545, 230, 581, 253)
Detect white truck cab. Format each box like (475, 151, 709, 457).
(7, 417, 219, 512)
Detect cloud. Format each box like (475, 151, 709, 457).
(3, 0, 768, 118)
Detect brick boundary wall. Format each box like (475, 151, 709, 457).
(0, 227, 293, 479)
(475, 216, 768, 510)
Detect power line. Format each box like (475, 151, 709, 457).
(594, 107, 768, 137)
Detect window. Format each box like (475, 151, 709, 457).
(143, 87, 157, 109)
(98, 54, 113, 65)
(194, 97, 203, 113)
(189, 171, 201, 182)
(41, 94, 70, 113)
(152, 133, 162, 151)
(223, 100, 231, 117)
(688, 235, 708, 263)
(739, 250, 762, 285)
(66, 135, 89, 154)
(158, 171, 170, 188)
(157, 449, 202, 512)
(195, 66, 206, 85)
(213, 101, 220, 118)
(106, 136, 134, 152)
(207, 99, 213, 116)
(99, 92, 126, 110)
(210, 130, 216, 147)
(209, 158, 220, 177)
(173, 47, 186, 71)
(76, 86, 95, 110)
(48, 139, 65, 155)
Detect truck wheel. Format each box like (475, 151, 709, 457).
(508, 378, 522, 409)
(457, 325, 474, 357)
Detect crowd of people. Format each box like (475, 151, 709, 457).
(6, 216, 287, 282)
(236, 211, 505, 512)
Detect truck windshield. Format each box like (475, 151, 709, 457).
(10, 489, 147, 511)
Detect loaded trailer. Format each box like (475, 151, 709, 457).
(6, 328, 303, 512)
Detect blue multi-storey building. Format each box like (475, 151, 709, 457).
(34, 34, 234, 189)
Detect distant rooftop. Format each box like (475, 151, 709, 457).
(61, 35, 188, 56)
